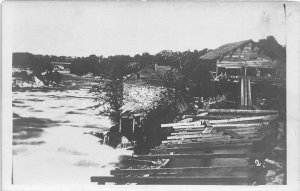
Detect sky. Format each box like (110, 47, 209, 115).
(4, 1, 286, 57)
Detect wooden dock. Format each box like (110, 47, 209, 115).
(91, 109, 278, 185)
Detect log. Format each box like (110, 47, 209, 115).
(197, 109, 278, 115)
(91, 176, 249, 185)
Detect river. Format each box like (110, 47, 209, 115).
(12, 74, 132, 185)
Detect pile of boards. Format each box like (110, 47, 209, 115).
(91, 109, 279, 185)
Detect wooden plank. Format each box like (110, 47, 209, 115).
(168, 122, 267, 129)
(171, 129, 257, 136)
(162, 135, 232, 144)
(196, 112, 209, 116)
(162, 121, 203, 128)
(174, 124, 265, 132)
(151, 143, 253, 153)
(167, 132, 224, 140)
(131, 152, 264, 160)
(173, 125, 205, 129)
(182, 115, 236, 120)
(209, 115, 278, 124)
(171, 130, 219, 136)
(91, 176, 250, 185)
(159, 136, 265, 148)
(111, 166, 254, 176)
(197, 109, 278, 115)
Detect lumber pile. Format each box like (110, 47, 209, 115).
(91, 109, 279, 185)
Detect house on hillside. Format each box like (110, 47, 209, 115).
(199, 39, 285, 109)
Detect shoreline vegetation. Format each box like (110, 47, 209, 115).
(12, 36, 286, 185)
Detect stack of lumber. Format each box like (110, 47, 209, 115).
(91, 109, 279, 185)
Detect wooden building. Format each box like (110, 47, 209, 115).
(199, 39, 284, 109)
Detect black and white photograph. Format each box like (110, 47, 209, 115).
(1, 0, 300, 189)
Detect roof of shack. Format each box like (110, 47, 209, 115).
(199, 40, 253, 60)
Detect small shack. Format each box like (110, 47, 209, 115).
(199, 39, 284, 109)
(119, 83, 166, 139)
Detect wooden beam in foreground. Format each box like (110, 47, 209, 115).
(91, 176, 250, 185)
(131, 152, 264, 160)
(111, 166, 254, 176)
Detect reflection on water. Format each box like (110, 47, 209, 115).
(12, 85, 132, 184)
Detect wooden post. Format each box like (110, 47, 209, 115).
(244, 77, 248, 108)
(132, 117, 135, 134)
(119, 118, 122, 133)
(241, 77, 244, 108)
(248, 77, 252, 108)
(216, 60, 219, 76)
(240, 77, 252, 109)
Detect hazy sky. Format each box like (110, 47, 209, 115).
(4, 1, 286, 57)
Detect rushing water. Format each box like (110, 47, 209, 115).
(12, 76, 132, 185)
